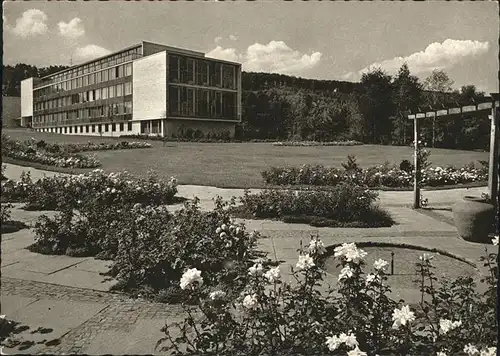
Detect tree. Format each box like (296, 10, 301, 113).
(423, 70, 455, 147)
(357, 68, 395, 144)
(392, 63, 424, 145)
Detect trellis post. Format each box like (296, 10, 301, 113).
(413, 115, 421, 209)
(488, 93, 499, 209)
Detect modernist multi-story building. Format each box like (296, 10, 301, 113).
(20, 41, 242, 137)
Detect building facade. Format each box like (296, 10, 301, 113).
(20, 41, 242, 138)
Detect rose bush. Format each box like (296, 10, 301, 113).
(42, 140, 151, 153)
(262, 161, 487, 189)
(232, 184, 394, 227)
(273, 140, 363, 147)
(2, 169, 178, 211)
(2, 135, 100, 168)
(157, 237, 498, 356)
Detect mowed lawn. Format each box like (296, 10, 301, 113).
(3, 129, 489, 188)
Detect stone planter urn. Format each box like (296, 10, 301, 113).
(452, 196, 495, 243)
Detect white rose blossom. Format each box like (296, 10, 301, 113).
(179, 268, 203, 290)
(436, 352, 447, 356)
(325, 335, 342, 351)
(296, 254, 315, 271)
(248, 263, 263, 276)
(464, 344, 479, 356)
(308, 239, 327, 255)
(373, 259, 388, 271)
(347, 347, 367, 356)
(492, 235, 499, 246)
(479, 347, 496, 356)
(392, 305, 415, 329)
(419, 253, 434, 262)
(365, 273, 379, 285)
(439, 319, 462, 335)
(263, 266, 280, 283)
(242, 294, 258, 309)
(325, 332, 358, 351)
(338, 265, 354, 281)
(334, 243, 367, 263)
(209, 290, 226, 300)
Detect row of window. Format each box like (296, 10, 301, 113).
(168, 86, 237, 119)
(35, 83, 133, 110)
(168, 55, 237, 90)
(34, 63, 133, 98)
(35, 47, 142, 88)
(34, 101, 132, 124)
(38, 122, 134, 134)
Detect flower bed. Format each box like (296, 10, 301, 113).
(157, 238, 498, 356)
(1, 169, 178, 211)
(273, 140, 363, 147)
(29, 197, 264, 303)
(231, 184, 395, 228)
(1, 135, 100, 168)
(42, 140, 152, 153)
(262, 161, 488, 189)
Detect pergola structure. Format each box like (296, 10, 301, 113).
(407, 93, 499, 209)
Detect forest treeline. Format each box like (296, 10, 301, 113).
(2, 63, 491, 150)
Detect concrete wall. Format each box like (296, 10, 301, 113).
(20, 78, 34, 118)
(163, 119, 236, 138)
(132, 51, 167, 122)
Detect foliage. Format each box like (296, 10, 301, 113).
(235, 184, 394, 228)
(1, 134, 100, 168)
(41, 140, 152, 153)
(157, 238, 498, 356)
(273, 140, 363, 147)
(262, 155, 487, 189)
(2, 169, 178, 211)
(107, 198, 263, 302)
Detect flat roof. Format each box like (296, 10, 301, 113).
(39, 41, 240, 80)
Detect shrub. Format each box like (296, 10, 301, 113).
(235, 184, 394, 227)
(399, 159, 414, 173)
(6, 169, 178, 211)
(107, 198, 263, 302)
(157, 238, 498, 356)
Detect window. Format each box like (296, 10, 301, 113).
(109, 85, 116, 98)
(117, 65, 124, 78)
(222, 92, 237, 118)
(86, 125, 89, 133)
(105, 124, 109, 132)
(140, 121, 149, 134)
(102, 87, 109, 99)
(117, 102, 124, 115)
(196, 60, 209, 86)
(116, 84, 123, 97)
(127, 122, 132, 131)
(102, 70, 109, 82)
(168, 86, 179, 115)
(89, 90, 94, 102)
(77, 77, 82, 88)
(112, 123, 116, 132)
(222, 65, 235, 89)
(119, 123, 124, 131)
(210, 63, 222, 87)
(95, 88, 101, 100)
(124, 82, 132, 95)
(125, 63, 132, 76)
(109, 68, 115, 80)
(124, 101, 132, 114)
(83, 75, 88, 86)
(95, 71, 101, 84)
(196, 89, 209, 117)
(92, 125, 96, 133)
(89, 74, 95, 85)
(169, 56, 179, 82)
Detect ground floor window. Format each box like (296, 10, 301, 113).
(140, 121, 149, 134)
(105, 124, 109, 132)
(112, 123, 116, 132)
(119, 123, 124, 131)
(128, 122, 132, 131)
(151, 120, 160, 134)
(86, 125, 89, 133)
(92, 125, 96, 133)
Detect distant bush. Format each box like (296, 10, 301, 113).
(233, 184, 394, 228)
(273, 140, 363, 147)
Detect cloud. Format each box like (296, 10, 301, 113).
(206, 40, 322, 75)
(11, 9, 48, 37)
(206, 46, 240, 63)
(214, 36, 223, 43)
(229, 34, 238, 41)
(342, 39, 490, 81)
(58, 17, 85, 39)
(74, 44, 111, 61)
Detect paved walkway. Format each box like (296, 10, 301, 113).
(1, 163, 495, 354)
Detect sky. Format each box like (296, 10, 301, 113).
(2, 1, 499, 93)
